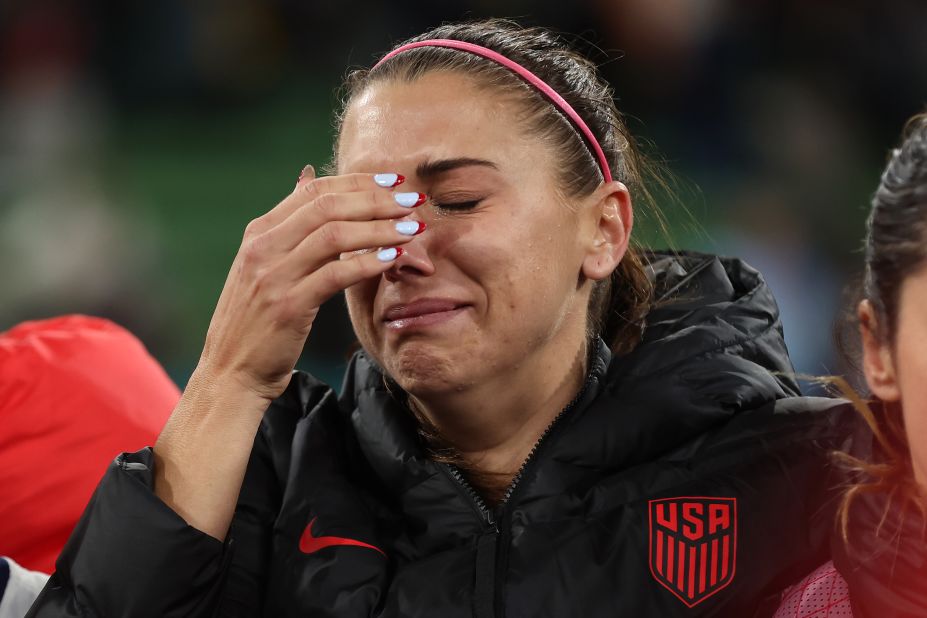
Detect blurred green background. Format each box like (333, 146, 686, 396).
(2, 0, 925, 388)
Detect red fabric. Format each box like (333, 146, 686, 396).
(0, 315, 179, 573)
(774, 561, 853, 618)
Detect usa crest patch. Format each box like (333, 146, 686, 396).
(648, 496, 737, 607)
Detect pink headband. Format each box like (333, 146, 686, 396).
(372, 39, 613, 184)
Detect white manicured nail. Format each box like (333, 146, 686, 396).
(374, 173, 404, 188)
(377, 247, 402, 262)
(395, 221, 424, 235)
(394, 192, 426, 208)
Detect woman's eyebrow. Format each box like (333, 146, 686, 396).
(416, 157, 499, 179)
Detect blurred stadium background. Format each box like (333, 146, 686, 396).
(2, 0, 925, 389)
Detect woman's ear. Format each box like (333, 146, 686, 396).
(581, 181, 633, 281)
(859, 299, 901, 402)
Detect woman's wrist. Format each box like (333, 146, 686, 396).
(152, 366, 274, 539)
(183, 364, 275, 419)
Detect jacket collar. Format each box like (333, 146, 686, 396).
(339, 339, 610, 495)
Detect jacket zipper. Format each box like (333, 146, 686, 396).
(445, 465, 499, 618)
(444, 372, 595, 618)
(499, 374, 592, 506)
(445, 371, 595, 516)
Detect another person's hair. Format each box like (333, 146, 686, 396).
(332, 18, 675, 357)
(836, 111, 927, 539)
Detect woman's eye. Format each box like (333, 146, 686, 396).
(432, 199, 483, 212)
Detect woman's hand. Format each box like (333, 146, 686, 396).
(153, 166, 425, 539)
(198, 166, 425, 402)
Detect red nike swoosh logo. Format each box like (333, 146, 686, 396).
(298, 517, 386, 557)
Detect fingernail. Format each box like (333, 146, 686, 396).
(377, 247, 403, 262)
(297, 164, 315, 184)
(374, 173, 405, 188)
(394, 192, 427, 208)
(395, 221, 426, 235)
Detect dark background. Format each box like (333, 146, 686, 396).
(2, 0, 925, 388)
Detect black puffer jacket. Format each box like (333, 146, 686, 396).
(28, 252, 859, 617)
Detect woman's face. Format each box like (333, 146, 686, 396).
(861, 265, 927, 487)
(337, 71, 626, 397)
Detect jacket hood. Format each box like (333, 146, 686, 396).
(627, 250, 798, 389)
(589, 250, 801, 465)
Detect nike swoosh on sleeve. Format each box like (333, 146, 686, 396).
(298, 517, 386, 557)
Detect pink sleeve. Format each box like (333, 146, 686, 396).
(773, 561, 853, 618)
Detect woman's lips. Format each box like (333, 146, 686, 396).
(382, 299, 469, 331)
